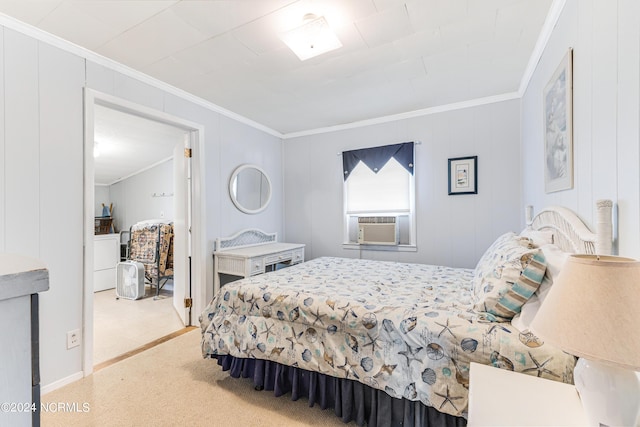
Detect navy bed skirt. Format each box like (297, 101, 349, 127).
(215, 355, 466, 427)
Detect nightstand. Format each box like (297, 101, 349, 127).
(467, 362, 588, 426)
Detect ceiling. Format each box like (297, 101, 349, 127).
(0, 0, 554, 135)
(94, 104, 187, 185)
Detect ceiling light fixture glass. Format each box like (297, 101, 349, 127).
(279, 13, 342, 61)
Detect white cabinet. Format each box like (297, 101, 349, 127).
(214, 243, 305, 295)
(94, 234, 120, 292)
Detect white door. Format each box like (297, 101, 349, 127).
(172, 134, 192, 325)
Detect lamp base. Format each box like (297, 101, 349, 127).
(574, 358, 640, 427)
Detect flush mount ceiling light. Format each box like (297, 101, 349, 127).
(279, 13, 342, 61)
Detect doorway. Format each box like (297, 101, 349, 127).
(92, 104, 185, 366)
(83, 90, 206, 376)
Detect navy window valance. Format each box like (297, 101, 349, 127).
(342, 142, 414, 181)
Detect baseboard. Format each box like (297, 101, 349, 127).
(41, 371, 84, 395)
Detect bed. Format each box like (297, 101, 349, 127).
(127, 220, 174, 299)
(200, 201, 613, 426)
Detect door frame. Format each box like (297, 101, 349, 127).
(82, 89, 206, 375)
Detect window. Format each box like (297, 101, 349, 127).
(342, 142, 415, 248)
(345, 158, 410, 213)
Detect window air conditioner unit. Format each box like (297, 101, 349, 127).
(358, 217, 398, 245)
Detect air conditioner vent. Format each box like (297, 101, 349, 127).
(358, 217, 398, 245)
(357, 216, 396, 224)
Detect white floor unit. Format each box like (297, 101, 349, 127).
(94, 234, 120, 292)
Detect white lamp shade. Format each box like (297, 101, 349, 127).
(531, 254, 640, 370)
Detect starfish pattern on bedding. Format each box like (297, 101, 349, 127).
(246, 294, 260, 313)
(362, 332, 381, 353)
(336, 356, 359, 379)
(435, 386, 463, 411)
(310, 307, 326, 326)
(285, 326, 303, 349)
(398, 343, 423, 367)
(261, 322, 275, 340)
(228, 302, 239, 316)
(435, 318, 460, 339)
(522, 352, 559, 378)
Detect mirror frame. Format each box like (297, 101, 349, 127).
(229, 164, 272, 214)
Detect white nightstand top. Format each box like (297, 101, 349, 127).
(468, 362, 589, 426)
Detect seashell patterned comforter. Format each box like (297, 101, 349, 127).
(200, 257, 576, 419)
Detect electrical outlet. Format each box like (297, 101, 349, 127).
(67, 329, 80, 349)
(160, 211, 164, 218)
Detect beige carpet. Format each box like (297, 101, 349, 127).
(42, 329, 351, 427)
(94, 286, 183, 365)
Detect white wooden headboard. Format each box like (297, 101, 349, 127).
(525, 200, 613, 255)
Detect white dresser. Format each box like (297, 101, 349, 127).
(0, 254, 49, 427)
(94, 233, 120, 292)
(213, 229, 305, 295)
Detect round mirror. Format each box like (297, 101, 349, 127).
(229, 164, 272, 214)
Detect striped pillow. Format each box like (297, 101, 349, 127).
(472, 232, 535, 297)
(473, 240, 547, 321)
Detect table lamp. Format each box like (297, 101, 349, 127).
(531, 254, 640, 427)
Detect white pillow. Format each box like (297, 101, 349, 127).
(510, 243, 569, 331)
(511, 294, 541, 331)
(519, 228, 554, 247)
(537, 243, 570, 298)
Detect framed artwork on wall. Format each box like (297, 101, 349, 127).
(448, 156, 477, 195)
(544, 48, 573, 193)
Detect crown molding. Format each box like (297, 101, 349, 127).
(282, 92, 520, 139)
(518, 0, 567, 96)
(0, 12, 283, 139)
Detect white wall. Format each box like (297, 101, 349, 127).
(216, 115, 284, 236)
(1, 29, 87, 394)
(521, 0, 640, 257)
(0, 24, 284, 391)
(94, 186, 110, 217)
(109, 159, 175, 233)
(283, 99, 522, 269)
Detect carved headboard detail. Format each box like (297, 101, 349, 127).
(526, 200, 613, 255)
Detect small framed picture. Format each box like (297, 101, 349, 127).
(448, 156, 477, 195)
